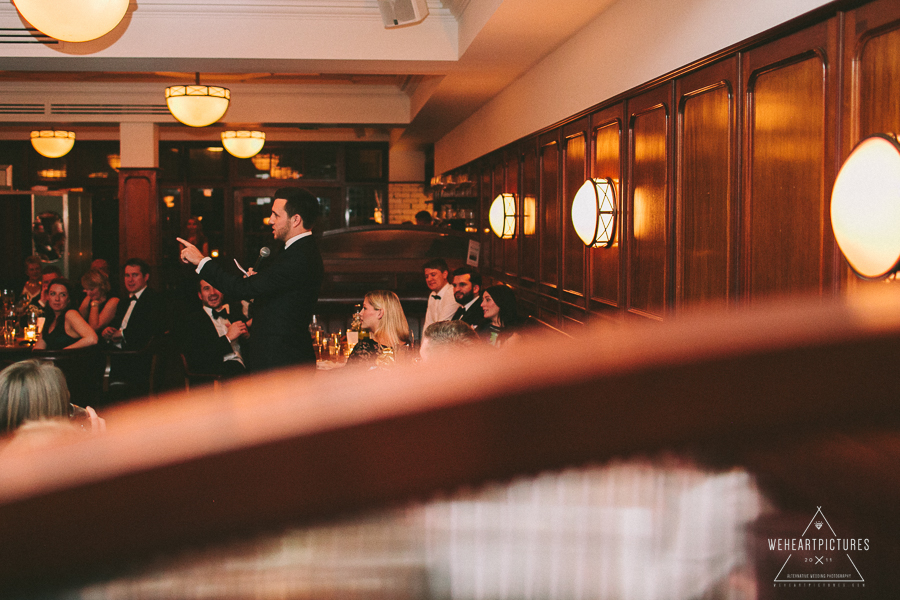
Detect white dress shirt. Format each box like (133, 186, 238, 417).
(423, 282, 457, 330)
(204, 305, 244, 366)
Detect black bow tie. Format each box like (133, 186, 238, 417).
(128, 295, 137, 302)
(212, 308, 229, 320)
(432, 294, 441, 300)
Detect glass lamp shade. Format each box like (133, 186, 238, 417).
(13, 0, 128, 43)
(221, 130, 265, 158)
(831, 133, 900, 279)
(489, 193, 517, 239)
(572, 178, 617, 247)
(30, 130, 75, 158)
(165, 85, 230, 127)
(523, 195, 536, 236)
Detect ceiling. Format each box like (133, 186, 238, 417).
(0, 0, 619, 151)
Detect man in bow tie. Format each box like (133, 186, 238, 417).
(179, 279, 248, 378)
(450, 265, 489, 332)
(102, 258, 164, 350)
(422, 258, 457, 331)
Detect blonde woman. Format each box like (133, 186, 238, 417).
(347, 290, 411, 366)
(78, 268, 120, 333)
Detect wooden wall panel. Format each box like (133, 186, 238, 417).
(504, 154, 519, 276)
(857, 21, 900, 139)
(520, 147, 538, 283)
(118, 169, 159, 275)
(563, 132, 586, 299)
(676, 59, 737, 309)
(540, 141, 560, 290)
(479, 169, 491, 271)
(743, 22, 837, 301)
(628, 88, 670, 320)
(590, 104, 624, 309)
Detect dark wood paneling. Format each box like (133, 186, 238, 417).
(520, 146, 538, 283)
(0, 194, 32, 290)
(563, 131, 586, 300)
(676, 58, 737, 310)
(742, 22, 837, 301)
(540, 140, 559, 290)
(590, 103, 624, 309)
(627, 87, 670, 320)
(841, 0, 900, 292)
(504, 153, 519, 276)
(118, 169, 160, 275)
(479, 168, 491, 271)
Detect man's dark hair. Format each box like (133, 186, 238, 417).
(124, 257, 151, 276)
(41, 264, 62, 277)
(415, 210, 433, 225)
(276, 188, 320, 230)
(423, 258, 449, 273)
(451, 265, 482, 289)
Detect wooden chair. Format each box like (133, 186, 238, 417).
(101, 332, 168, 404)
(179, 352, 222, 392)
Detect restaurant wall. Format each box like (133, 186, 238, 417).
(447, 0, 900, 328)
(435, 0, 833, 173)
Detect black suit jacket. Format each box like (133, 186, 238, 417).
(110, 287, 165, 350)
(179, 305, 246, 375)
(453, 296, 490, 332)
(199, 236, 323, 370)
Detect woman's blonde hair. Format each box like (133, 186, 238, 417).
(0, 360, 69, 433)
(365, 290, 410, 349)
(81, 268, 111, 295)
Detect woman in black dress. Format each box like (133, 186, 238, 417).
(33, 278, 98, 351)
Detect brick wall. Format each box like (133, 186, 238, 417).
(388, 183, 432, 224)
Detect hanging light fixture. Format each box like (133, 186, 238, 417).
(30, 130, 75, 158)
(165, 73, 230, 128)
(221, 130, 265, 158)
(571, 178, 617, 248)
(489, 193, 517, 239)
(831, 133, 900, 279)
(12, 0, 129, 43)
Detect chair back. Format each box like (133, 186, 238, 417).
(32, 345, 105, 408)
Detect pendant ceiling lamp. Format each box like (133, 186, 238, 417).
(489, 193, 517, 239)
(30, 130, 75, 158)
(165, 73, 230, 128)
(222, 130, 265, 158)
(572, 178, 617, 248)
(831, 133, 900, 280)
(13, 0, 129, 42)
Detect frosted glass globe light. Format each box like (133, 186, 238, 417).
(13, 0, 129, 43)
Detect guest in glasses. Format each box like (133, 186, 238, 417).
(347, 290, 412, 367)
(179, 279, 248, 378)
(33, 278, 98, 351)
(422, 258, 457, 331)
(78, 268, 120, 333)
(481, 284, 526, 348)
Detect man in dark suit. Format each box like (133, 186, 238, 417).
(178, 187, 324, 371)
(102, 257, 165, 350)
(450, 265, 489, 332)
(179, 279, 248, 378)
(101, 257, 166, 399)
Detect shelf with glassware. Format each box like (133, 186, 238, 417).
(429, 177, 479, 233)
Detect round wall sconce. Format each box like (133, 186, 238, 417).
(489, 193, 517, 239)
(571, 177, 617, 248)
(30, 130, 75, 158)
(12, 0, 129, 43)
(165, 75, 230, 127)
(222, 130, 265, 158)
(831, 133, 900, 279)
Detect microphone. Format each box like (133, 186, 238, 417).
(253, 246, 271, 271)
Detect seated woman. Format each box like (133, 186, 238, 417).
(78, 268, 120, 333)
(481, 284, 526, 348)
(347, 290, 412, 367)
(34, 278, 98, 351)
(0, 360, 105, 445)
